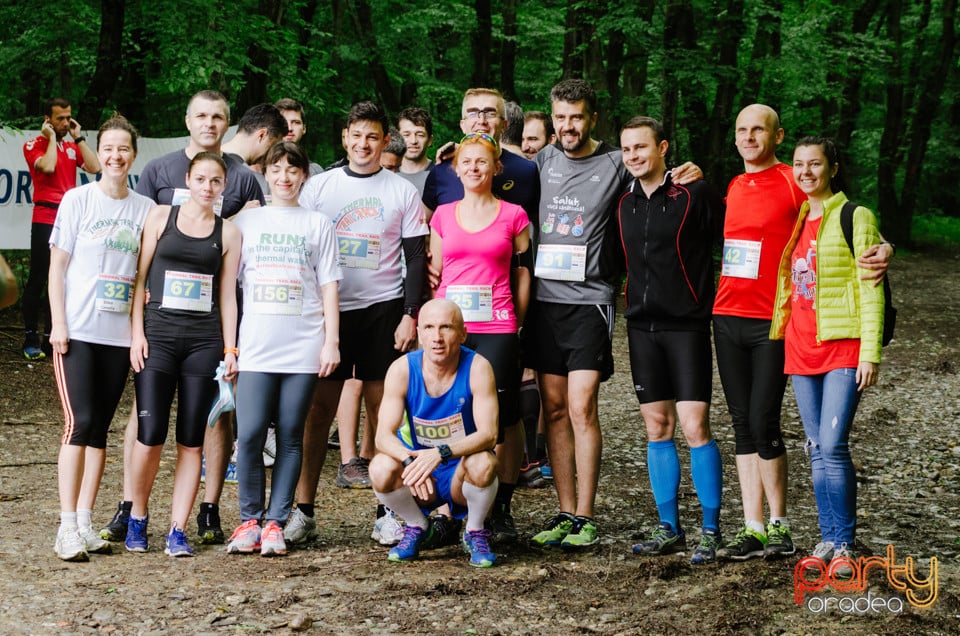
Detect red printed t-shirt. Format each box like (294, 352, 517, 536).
(431, 200, 529, 334)
(783, 216, 859, 375)
(23, 136, 85, 224)
(714, 162, 805, 320)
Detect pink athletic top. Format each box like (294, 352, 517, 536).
(431, 200, 529, 334)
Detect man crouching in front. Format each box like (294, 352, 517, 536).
(370, 298, 500, 567)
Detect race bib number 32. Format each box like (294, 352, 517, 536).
(161, 270, 214, 312)
(95, 274, 134, 313)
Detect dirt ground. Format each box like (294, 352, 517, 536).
(0, 250, 958, 635)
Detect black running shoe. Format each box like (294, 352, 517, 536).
(422, 514, 462, 549)
(197, 504, 225, 544)
(99, 501, 131, 542)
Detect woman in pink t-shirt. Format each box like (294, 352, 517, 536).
(428, 132, 531, 542)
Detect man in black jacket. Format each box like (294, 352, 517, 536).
(616, 116, 726, 565)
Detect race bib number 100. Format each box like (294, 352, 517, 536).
(411, 413, 466, 448)
(161, 270, 214, 312)
(535, 244, 587, 282)
(721, 239, 762, 279)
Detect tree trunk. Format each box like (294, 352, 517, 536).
(661, 0, 699, 162)
(741, 0, 782, 108)
(236, 0, 285, 117)
(472, 0, 493, 87)
(876, 0, 904, 239)
(78, 0, 125, 128)
(500, 0, 517, 99)
(348, 0, 400, 114)
(707, 0, 744, 185)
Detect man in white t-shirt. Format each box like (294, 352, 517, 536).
(284, 101, 429, 544)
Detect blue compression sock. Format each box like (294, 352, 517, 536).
(690, 439, 723, 531)
(647, 440, 681, 532)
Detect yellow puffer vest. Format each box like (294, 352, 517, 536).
(769, 191, 884, 364)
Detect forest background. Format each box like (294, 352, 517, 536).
(0, 0, 957, 247)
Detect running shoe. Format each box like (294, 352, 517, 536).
(263, 427, 277, 468)
(336, 457, 372, 489)
(223, 461, 238, 485)
(764, 521, 796, 558)
(690, 528, 721, 565)
(283, 508, 319, 545)
(164, 526, 195, 557)
(55, 526, 89, 562)
(261, 520, 287, 557)
(633, 521, 686, 556)
(197, 504, 225, 544)
(462, 528, 496, 568)
(561, 516, 599, 551)
(125, 515, 149, 553)
(388, 521, 433, 563)
(830, 544, 856, 580)
(100, 501, 130, 542)
(488, 508, 519, 545)
(422, 514, 462, 549)
(810, 541, 836, 563)
(226, 519, 262, 554)
(23, 331, 45, 361)
(518, 460, 547, 489)
(540, 461, 553, 481)
(717, 526, 767, 561)
(371, 509, 405, 546)
(530, 512, 575, 547)
(78, 526, 112, 554)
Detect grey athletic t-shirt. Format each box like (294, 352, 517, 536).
(534, 142, 630, 305)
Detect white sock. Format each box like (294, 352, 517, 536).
(376, 487, 428, 529)
(462, 478, 498, 532)
(77, 509, 93, 529)
(769, 516, 790, 529)
(746, 519, 765, 535)
(60, 511, 78, 530)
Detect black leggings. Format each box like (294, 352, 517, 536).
(713, 315, 788, 459)
(53, 340, 131, 448)
(134, 331, 221, 448)
(22, 222, 53, 334)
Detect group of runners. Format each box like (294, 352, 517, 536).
(27, 78, 891, 571)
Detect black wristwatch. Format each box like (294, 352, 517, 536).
(403, 304, 419, 320)
(438, 444, 453, 464)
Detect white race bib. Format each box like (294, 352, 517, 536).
(249, 278, 304, 315)
(446, 284, 493, 322)
(337, 230, 381, 270)
(411, 413, 466, 448)
(95, 274, 134, 313)
(535, 244, 587, 282)
(161, 270, 214, 312)
(721, 239, 762, 279)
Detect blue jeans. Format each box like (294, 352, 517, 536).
(236, 372, 317, 523)
(791, 368, 861, 546)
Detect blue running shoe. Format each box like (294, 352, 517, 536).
(125, 515, 149, 553)
(165, 526, 195, 557)
(387, 521, 433, 563)
(462, 528, 496, 568)
(224, 461, 238, 485)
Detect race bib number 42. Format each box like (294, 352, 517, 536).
(535, 244, 587, 282)
(161, 270, 214, 312)
(721, 239, 762, 279)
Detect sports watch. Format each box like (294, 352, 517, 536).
(438, 444, 453, 464)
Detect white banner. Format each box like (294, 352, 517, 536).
(0, 127, 224, 249)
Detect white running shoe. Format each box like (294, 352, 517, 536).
(371, 509, 405, 546)
(263, 427, 277, 468)
(55, 526, 89, 562)
(283, 508, 318, 545)
(78, 526, 112, 554)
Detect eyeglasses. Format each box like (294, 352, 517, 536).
(463, 109, 500, 121)
(459, 132, 502, 156)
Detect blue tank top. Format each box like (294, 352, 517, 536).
(403, 347, 477, 451)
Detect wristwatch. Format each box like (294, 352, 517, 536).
(438, 444, 453, 464)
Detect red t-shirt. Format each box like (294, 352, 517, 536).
(22, 136, 85, 224)
(783, 216, 860, 374)
(714, 163, 805, 320)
